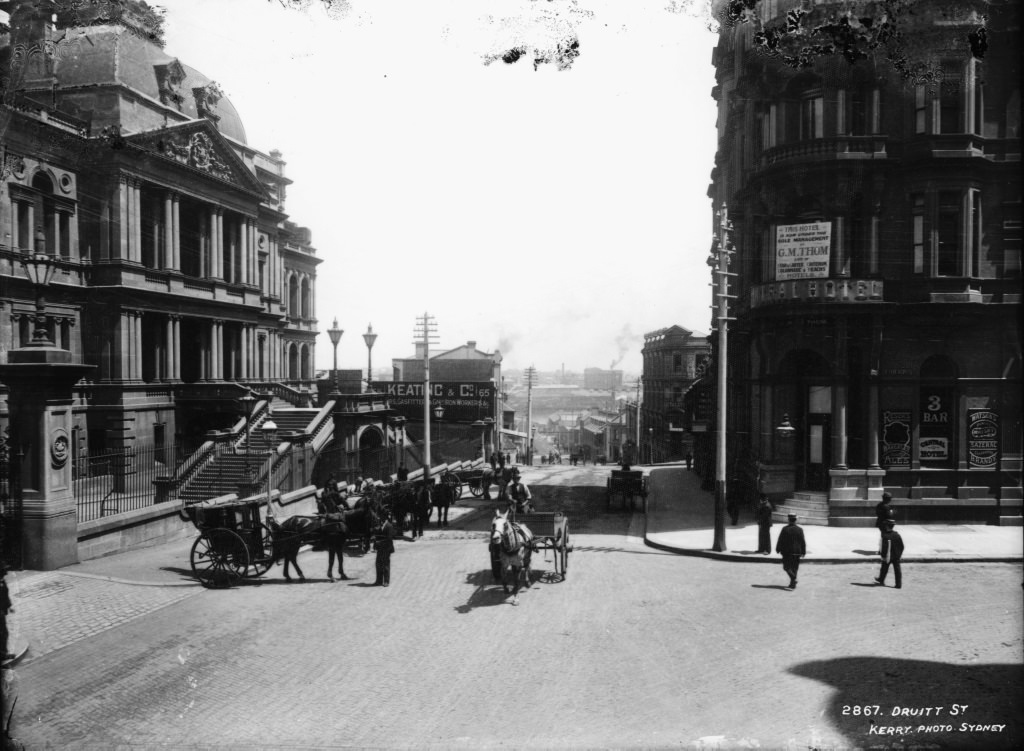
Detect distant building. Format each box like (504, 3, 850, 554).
(384, 340, 502, 453)
(641, 326, 710, 462)
(583, 367, 623, 391)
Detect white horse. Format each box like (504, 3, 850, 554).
(490, 510, 534, 605)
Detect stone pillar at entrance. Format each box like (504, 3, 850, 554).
(0, 348, 94, 570)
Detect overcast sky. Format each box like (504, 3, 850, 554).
(156, 0, 719, 376)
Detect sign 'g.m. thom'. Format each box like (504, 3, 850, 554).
(776, 222, 832, 280)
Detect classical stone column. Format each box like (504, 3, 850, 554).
(132, 181, 142, 263)
(118, 176, 129, 260)
(163, 192, 174, 269)
(172, 315, 181, 380)
(214, 209, 224, 280)
(172, 194, 181, 270)
(832, 318, 849, 471)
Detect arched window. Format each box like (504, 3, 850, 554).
(288, 274, 299, 318)
(287, 342, 298, 380)
(300, 276, 310, 319)
(300, 343, 310, 380)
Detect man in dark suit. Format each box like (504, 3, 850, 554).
(875, 492, 895, 532)
(755, 494, 774, 554)
(775, 513, 806, 589)
(876, 519, 904, 588)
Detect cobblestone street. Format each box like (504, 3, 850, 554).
(6, 491, 1021, 750)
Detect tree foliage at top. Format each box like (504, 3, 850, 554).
(721, 0, 990, 83)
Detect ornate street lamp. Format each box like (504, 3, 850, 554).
(433, 404, 444, 440)
(327, 318, 343, 390)
(238, 390, 257, 481)
(261, 418, 279, 520)
(363, 323, 377, 390)
(23, 226, 58, 347)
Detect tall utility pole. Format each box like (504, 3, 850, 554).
(710, 204, 736, 552)
(524, 365, 537, 465)
(414, 313, 438, 482)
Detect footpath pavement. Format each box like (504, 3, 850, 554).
(644, 463, 1024, 563)
(4, 462, 1021, 670)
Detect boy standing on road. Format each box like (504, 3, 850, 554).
(775, 513, 806, 589)
(876, 520, 904, 589)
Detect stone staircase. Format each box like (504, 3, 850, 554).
(771, 491, 830, 526)
(178, 405, 322, 504)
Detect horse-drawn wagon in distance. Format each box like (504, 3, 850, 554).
(606, 469, 647, 512)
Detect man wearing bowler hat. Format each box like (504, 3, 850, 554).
(775, 513, 806, 589)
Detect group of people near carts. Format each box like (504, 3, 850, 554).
(314, 460, 534, 542)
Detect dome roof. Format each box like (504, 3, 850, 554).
(52, 25, 247, 144)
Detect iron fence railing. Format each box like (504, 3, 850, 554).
(74, 443, 191, 522)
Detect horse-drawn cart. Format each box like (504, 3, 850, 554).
(181, 498, 274, 588)
(453, 466, 490, 498)
(606, 470, 647, 512)
(519, 511, 572, 578)
(489, 510, 572, 584)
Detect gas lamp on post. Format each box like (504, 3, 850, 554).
(363, 323, 377, 391)
(238, 390, 257, 483)
(327, 318, 344, 390)
(23, 227, 58, 347)
(261, 418, 279, 521)
(433, 404, 444, 440)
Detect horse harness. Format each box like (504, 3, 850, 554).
(501, 521, 530, 555)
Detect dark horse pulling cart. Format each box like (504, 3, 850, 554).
(181, 496, 378, 587)
(606, 470, 647, 512)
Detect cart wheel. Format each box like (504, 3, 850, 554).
(247, 523, 275, 578)
(450, 478, 463, 501)
(469, 481, 483, 498)
(191, 529, 249, 588)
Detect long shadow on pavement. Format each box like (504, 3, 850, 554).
(455, 570, 516, 613)
(791, 657, 1023, 749)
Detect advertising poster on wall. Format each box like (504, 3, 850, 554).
(775, 221, 832, 280)
(919, 388, 953, 464)
(881, 409, 912, 468)
(375, 381, 496, 423)
(967, 409, 1000, 469)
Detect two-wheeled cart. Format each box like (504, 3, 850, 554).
(491, 511, 572, 581)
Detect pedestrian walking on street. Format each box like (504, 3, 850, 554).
(685, 452, 693, 470)
(775, 513, 806, 589)
(396, 464, 408, 482)
(875, 492, 895, 535)
(875, 519, 904, 588)
(411, 481, 430, 539)
(755, 494, 774, 554)
(374, 521, 396, 586)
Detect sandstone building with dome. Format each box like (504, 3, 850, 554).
(0, 0, 324, 562)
